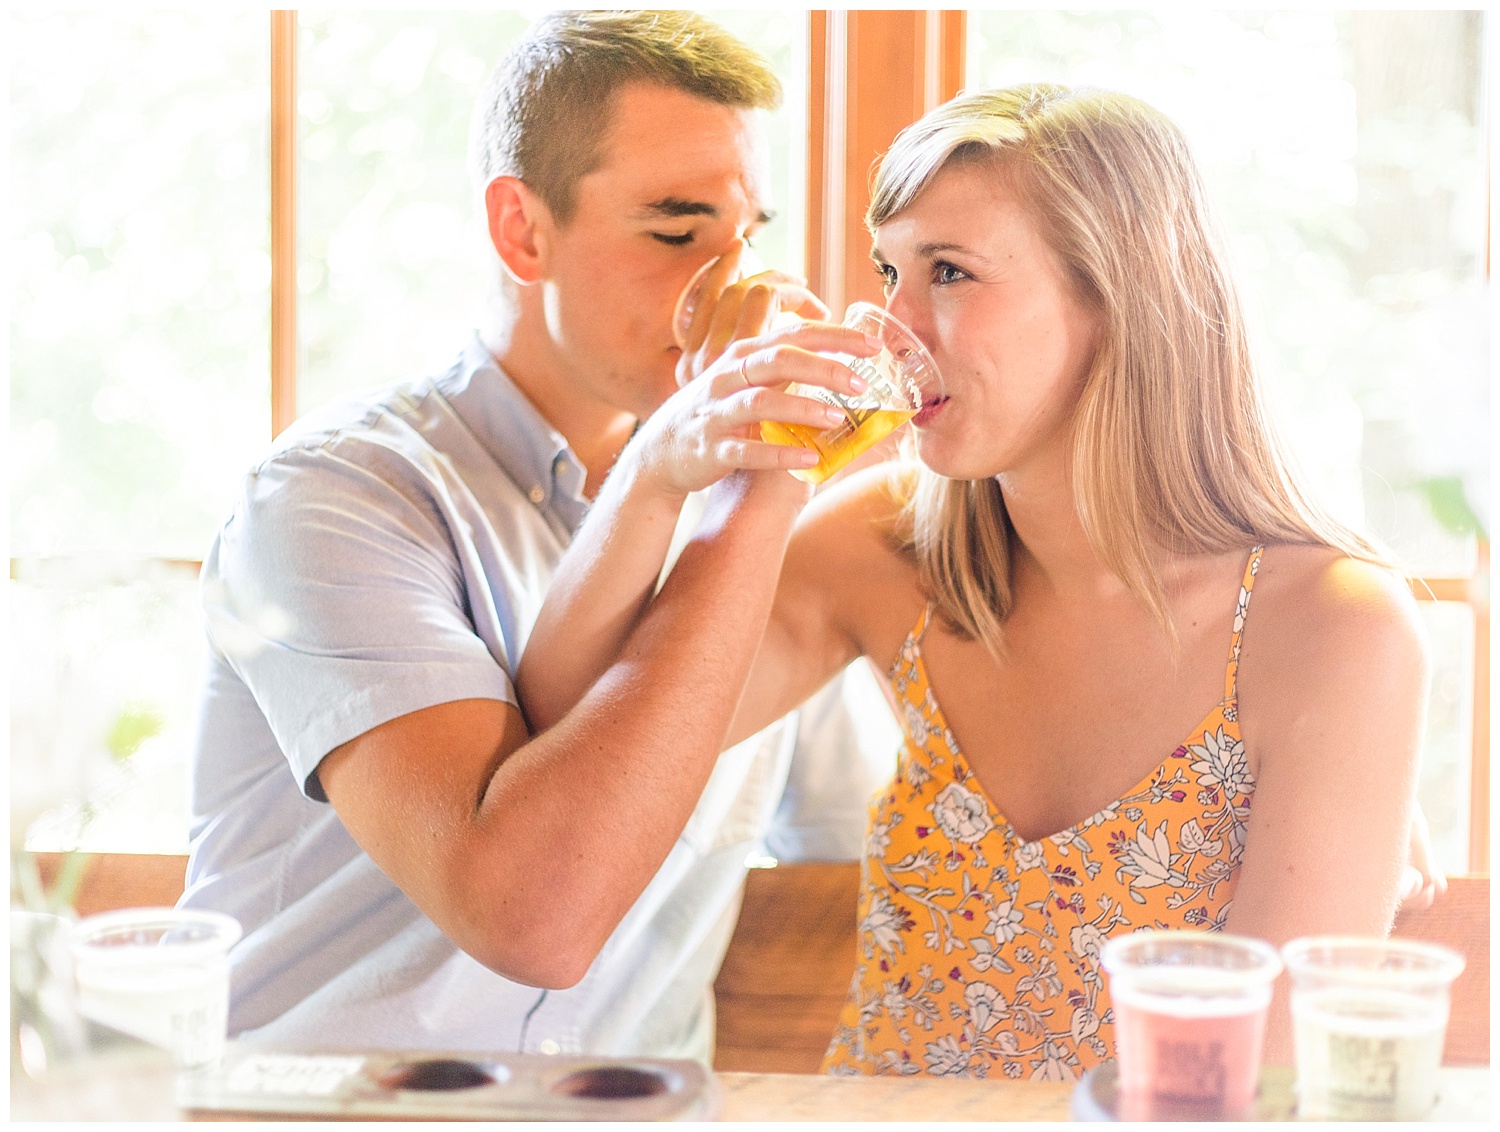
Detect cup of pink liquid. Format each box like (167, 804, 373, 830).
(1102, 930, 1282, 1120)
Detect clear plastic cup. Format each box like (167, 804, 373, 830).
(1102, 930, 1282, 1120)
(71, 907, 242, 1067)
(759, 301, 943, 485)
(1282, 936, 1464, 1120)
(672, 247, 769, 349)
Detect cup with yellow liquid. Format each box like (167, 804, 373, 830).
(760, 302, 943, 485)
(673, 246, 813, 353)
(675, 247, 762, 347)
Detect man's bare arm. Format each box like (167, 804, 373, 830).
(318, 471, 804, 989)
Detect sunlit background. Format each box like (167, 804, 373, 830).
(9, 11, 1489, 871)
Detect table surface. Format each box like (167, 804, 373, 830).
(10, 1048, 1491, 1123)
(720, 1070, 1076, 1121)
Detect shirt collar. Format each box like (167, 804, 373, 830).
(442, 334, 592, 536)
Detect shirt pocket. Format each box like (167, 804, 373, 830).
(680, 716, 796, 856)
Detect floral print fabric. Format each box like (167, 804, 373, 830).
(822, 547, 1264, 1080)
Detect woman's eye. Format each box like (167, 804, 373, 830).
(934, 261, 967, 285)
(651, 232, 695, 247)
(875, 263, 897, 289)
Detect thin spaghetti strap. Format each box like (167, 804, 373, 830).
(1224, 545, 1265, 702)
(912, 601, 936, 646)
(886, 601, 936, 683)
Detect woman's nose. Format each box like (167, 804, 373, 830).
(885, 286, 934, 344)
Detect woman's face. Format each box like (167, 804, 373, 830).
(873, 159, 1102, 481)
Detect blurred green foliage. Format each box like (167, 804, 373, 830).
(1416, 477, 1487, 540)
(105, 703, 165, 763)
(11, 12, 272, 559)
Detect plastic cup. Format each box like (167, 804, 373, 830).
(1282, 936, 1463, 1120)
(672, 247, 769, 349)
(759, 302, 943, 484)
(71, 907, 242, 1067)
(1102, 930, 1282, 1120)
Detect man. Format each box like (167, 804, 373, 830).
(181, 10, 888, 1061)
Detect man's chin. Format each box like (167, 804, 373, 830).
(618, 378, 679, 420)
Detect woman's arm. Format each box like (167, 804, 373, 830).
(717, 462, 919, 749)
(1226, 546, 1430, 1059)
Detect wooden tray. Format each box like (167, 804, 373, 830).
(176, 1042, 721, 1121)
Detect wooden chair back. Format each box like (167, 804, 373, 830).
(33, 852, 189, 917)
(712, 862, 859, 1073)
(1392, 873, 1489, 1065)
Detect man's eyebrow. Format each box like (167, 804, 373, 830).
(636, 201, 777, 226)
(638, 198, 718, 219)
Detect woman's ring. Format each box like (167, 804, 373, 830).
(736, 358, 752, 389)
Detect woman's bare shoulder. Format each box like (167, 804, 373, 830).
(1239, 542, 1430, 752)
(1249, 543, 1425, 657)
(783, 461, 924, 656)
(796, 462, 917, 567)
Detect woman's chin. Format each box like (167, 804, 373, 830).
(911, 443, 971, 480)
(911, 432, 1002, 481)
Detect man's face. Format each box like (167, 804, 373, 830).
(536, 82, 773, 419)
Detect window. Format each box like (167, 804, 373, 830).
(9, 10, 811, 855)
(11, 11, 1488, 875)
(11, 11, 271, 852)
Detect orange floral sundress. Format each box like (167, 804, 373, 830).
(822, 547, 1263, 1080)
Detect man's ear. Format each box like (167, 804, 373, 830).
(485, 176, 551, 286)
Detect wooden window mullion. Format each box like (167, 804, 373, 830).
(806, 10, 965, 316)
(270, 10, 298, 438)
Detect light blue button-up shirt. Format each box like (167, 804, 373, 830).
(181, 335, 806, 1060)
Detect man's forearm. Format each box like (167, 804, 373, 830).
(517, 446, 688, 733)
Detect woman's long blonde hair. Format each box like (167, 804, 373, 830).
(870, 84, 1383, 654)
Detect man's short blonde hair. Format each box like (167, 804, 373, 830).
(472, 10, 781, 223)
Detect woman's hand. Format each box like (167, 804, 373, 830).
(633, 320, 882, 499)
(1396, 802, 1448, 915)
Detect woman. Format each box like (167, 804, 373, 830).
(517, 85, 1428, 1078)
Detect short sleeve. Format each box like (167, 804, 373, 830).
(203, 441, 517, 801)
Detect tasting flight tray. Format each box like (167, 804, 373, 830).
(1071, 1062, 1297, 1121)
(1069, 1063, 1490, 1122)
(176, 1042, 722, 1121)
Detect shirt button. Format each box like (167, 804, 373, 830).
(529, 485, 545, 504)
(538, 1039, 561, 1055)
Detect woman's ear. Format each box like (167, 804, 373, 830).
(485, 176, 550, 286)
